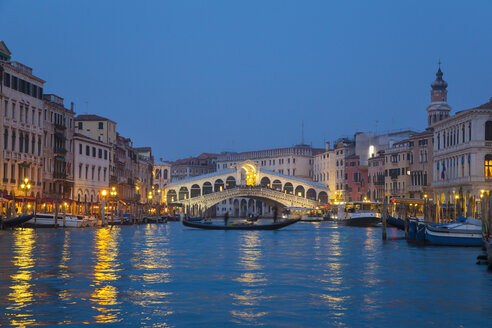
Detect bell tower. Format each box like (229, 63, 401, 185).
(426, 62, 451, 127)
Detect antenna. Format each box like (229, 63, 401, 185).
(301, 120, 305, 145)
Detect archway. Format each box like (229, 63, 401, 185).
(318, 191, 328, 204)
(240, 199, 247, 217)
(179, 187, 189, 200)
(260, 177, 271, 187)
(272, 180, 282, 191)
(283, 182, 293, 194)
(190, 184, 201, 198)
(248, 199, 255, 215)
(226, 176, 236, 189)
(295, 185, 305, 197)
(203, 182, 213, 195)
(167, 189, 177, 203)
(214, 179, 224, 192)
(233, 199, 240, 217)
(306, 188, 316, 200)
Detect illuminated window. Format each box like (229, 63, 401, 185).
(485, 154, 492, 177)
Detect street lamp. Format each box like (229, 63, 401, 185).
(20, 178, 32, 214)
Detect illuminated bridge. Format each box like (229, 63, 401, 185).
(164, 161, 329, 215)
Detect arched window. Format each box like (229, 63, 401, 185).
(163, 169, 168, 179)
(485, 121, 492, 141)
(485, 155, 492, 177)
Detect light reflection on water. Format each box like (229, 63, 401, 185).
(90, 227, 122, 324)
(0, 223, 490, 327)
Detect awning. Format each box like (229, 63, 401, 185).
(55, 156, 65, 162)
(19, 164, 30, 168)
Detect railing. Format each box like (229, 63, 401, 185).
(54, 123, 66, 130)
(54, 172, 67, 179)
(54, 148, 67, 155)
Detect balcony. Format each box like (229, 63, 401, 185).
(110, 175, 118, 183)
(54, 172, 67, 179)
(10, 178, 16, 184)
(2, 178, 7, 183)
(54, 123, 66, 130)
(54, 148, 67, 155)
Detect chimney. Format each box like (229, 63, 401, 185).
(70, 102, 74, 112)
(325, 141, 330, 151)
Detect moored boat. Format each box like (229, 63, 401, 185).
(24, 213, 93, 228)
(336, 202, 381, 227)
(425, 217, 482, 246)
(182, 218, 300, 230)
(2, 214, 34, 228)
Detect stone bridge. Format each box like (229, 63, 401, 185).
(164, 160, 329, 214)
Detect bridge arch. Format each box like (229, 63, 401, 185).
(191, 184, 201, 198)
(214, 179, 224, 192)
(318, 191, 328, 204)
(179, 187, 189, 200)
(295, 185, 305, 198)
(283, 182, 293, 194)
(167, 189, 177, 202)
(226, 176, 236, 188)
(203, 182, 213, 194)
(306, 188, 316, 200)
(260, 177, 271, 187)
(272, 179, 282, 191)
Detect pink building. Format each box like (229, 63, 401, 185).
(345, 155, 368, 202)
(368, 152, 385, 202)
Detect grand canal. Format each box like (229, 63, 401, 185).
(0, 222, 491, 327)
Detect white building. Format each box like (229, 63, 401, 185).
(153, 162, 172, 203)
(73, 133, 110, 204)
(432, 98, 492, 212)
(313, 142, 336, 202)
(0, 41, 45, 198)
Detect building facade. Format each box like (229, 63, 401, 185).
(432, 98, 492, 212)
(171, 153, 217, 182)
(73, 133, 110, 204)
(368, 152, 385, 202)
(42, 94, 75, 199)
(0, 42, 45, 198)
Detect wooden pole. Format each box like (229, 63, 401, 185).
(101, 200, 106, 226)
(404, 204, 409, 240)
(382, 201, 387, 240)
(0, 196, 3, 230)
(54, 200, 59, 228)
(62, 202, 66, 227)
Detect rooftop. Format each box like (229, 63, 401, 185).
(75, 114, 116, 123)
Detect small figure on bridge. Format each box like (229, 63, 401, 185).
(224, 211, 229, 225)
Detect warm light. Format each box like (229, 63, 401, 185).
(26, 184, 31, 189)
(24, 178, 28, 184)
(298, 192, 302, 196)
(157, 189, 161, 193)
(424, 194, 428, 198)
(136, 186, 140, 191)
(455, 195, 459, 199)
(20, 184, 25, 189)
(481, 189, 485, 194)
(406, 170, 411, 175)
(101, 189, 108, 197)
(481, 194, 484, 198)
(64, 202, 68, 206)
(111, 186, 116, 191)
(27, 204, 31, 208)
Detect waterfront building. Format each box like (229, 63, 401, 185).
(384, 139, 412, 200)
(42, 94, 75, 199)
(134, 147, 154, 203)
(344, 154, 368, 201)
(0, 41, 44, 197)
(334, 138, 354, 202)
(171, 153, 217, 182)
(368, 152, 385, 202)
(313, 142, 337, 202)
(73, 133, 110, 203)
(432, 98, 492, 212)
(408, 129, 433, 199)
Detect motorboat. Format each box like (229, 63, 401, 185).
(1, 214, 34, 228)
(24, 213, 92, 228)
(425, 217, 483, 246)
(336, 202, 381, 227)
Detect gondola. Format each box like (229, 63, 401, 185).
(1, 214, 34, 228)
(182, 218, 300, 230)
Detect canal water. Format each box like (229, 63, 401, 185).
(0, 222, 491, 327)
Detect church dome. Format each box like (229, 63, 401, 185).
(431, 67, 448, 90)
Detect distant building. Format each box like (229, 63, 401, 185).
(171, 153, 217, 182)
(345, 154, 368, 202)
(367, 152, 385, 202)
(154, 161, 172, 203)
(134, 147, 154, 203)
(313, 142, 336, 202)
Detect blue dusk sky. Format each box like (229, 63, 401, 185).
(1, 0, 491, 161)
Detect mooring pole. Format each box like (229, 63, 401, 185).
(382, 201, 387, 240)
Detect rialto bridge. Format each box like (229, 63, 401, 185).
(163, 160, 329, 215)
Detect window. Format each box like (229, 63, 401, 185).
(98, 122, 104, 129)
(86, 145, 90, 156)
(98, 148, 102, 158)
(485, 121, 492, 141)
(485, 155, 492, 177)
(92, 147, 96, 157)
(4, 72, 10, 87)
(78, 122, 82, 129)
(79, 144, 82, 154)
(3, 129, 7, 149)
(104, 150, 108, 160)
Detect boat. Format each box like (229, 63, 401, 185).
(143, 215, 167, 223)
(182, 218, 300, 230)
(283, 207, 325, 222)
(425, 217, 483, 246)
(336, 202, 381, 227)
(386, 215, 405, 230)
(1, 214, 34, 228)
(24, 213, 93, 228)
